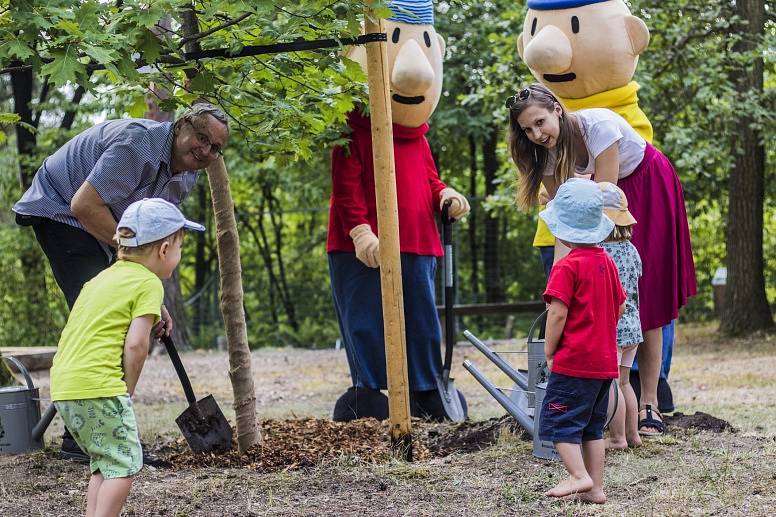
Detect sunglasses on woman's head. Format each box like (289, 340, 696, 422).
(505, 88, 531, 109)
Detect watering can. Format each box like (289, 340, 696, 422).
(0, 356, 45, 454)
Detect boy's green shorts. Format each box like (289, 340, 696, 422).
(54, 395, 142, 479)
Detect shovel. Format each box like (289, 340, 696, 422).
(434, 200, 466, 422)
(160, 335, 233, 454)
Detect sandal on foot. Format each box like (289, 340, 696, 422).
(638, 404, 665, 436)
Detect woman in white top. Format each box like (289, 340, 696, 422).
(506, 83, 697, 436)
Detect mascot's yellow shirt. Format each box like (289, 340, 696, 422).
(533, 81, 653, 248)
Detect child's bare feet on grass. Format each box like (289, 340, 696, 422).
(545, 475, 594, 497)
(568, 488, 607, 504)
(626, 433, 642, 448)
(604, 437, 628, 450)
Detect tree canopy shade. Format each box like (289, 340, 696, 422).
(0, 0, 390, 158)
(0, 0, 772, 355)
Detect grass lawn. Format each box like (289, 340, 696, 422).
(1, 321, 775, 516)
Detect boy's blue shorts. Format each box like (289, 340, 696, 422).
(538, 373, 612, 444)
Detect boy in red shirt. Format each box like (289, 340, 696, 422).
(537, 178, 626, 504)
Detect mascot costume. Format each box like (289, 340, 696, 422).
(517, 0, 676, 413)
(328, 0, 470, 422)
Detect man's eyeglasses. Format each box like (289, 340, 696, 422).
(186, 119, 224, 156)
(505, 88, 531, 110)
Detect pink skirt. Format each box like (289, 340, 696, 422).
(618, 144, 697, 331)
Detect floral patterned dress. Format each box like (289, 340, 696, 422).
(601, 240, 643, 347)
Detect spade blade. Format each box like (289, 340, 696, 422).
(175, 394, 233, 454)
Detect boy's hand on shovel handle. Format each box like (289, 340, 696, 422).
(153, 304, 173, 337)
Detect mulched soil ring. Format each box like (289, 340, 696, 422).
(665, 411, 735, 433)
(159, 412, 733, 473)
(160, 416, 527, 473)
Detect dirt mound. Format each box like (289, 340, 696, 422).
(162, 416, 527, 472)
(666, 412, 735, 433)
(425, 415, 530, 455)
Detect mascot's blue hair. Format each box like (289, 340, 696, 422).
(527, 0, 609, 9)
(388, 0, 434, 25)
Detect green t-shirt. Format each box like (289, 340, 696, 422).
(50, 260, 163, 401)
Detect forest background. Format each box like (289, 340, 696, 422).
(0, 0, 772, 352)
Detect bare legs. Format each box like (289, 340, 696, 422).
(637, 328, 663, 434)
(606, 365, 642, 449)
(86, 473, 132, 517)
(547, 441, 606, 503)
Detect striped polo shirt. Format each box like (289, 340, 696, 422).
(13, 119, 198, 254)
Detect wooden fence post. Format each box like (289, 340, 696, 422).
(363, 4, 413, 457)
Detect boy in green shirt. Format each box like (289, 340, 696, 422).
(50, 198, 204, 517)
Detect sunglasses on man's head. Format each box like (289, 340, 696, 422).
(505, 88, 531, 110)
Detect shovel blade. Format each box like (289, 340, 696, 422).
(435, 375, 466, 423)
(175, 394, 233, 454)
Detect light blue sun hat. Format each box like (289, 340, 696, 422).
(388, 0, 434, 25)
(539, 178, 614, 244)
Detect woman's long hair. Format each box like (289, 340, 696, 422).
(506, 83, 579, 209)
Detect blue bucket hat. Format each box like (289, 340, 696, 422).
(388, 0, 434, 25)
(539, 178, 614, 244)
(527, 0, 609, 10)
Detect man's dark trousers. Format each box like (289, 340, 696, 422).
(30, 217, 111, 308)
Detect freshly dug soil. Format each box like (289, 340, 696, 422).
(424, 415, 530, 455)
(163, 416, 526, 472)
(665, 412, 735, 433)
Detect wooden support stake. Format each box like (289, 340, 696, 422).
(363, 5, 413, 458)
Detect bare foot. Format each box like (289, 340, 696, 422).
(575, 488, 607, 504)
(545, 475, 594, 497)
(626, 434, 642, 448)
(605, 437, 628, 450)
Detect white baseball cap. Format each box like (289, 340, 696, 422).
(117, 198, 205, 247)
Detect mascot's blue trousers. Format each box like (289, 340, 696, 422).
(328, 252, 442, 391)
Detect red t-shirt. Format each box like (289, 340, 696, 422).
(543, 246, 626, 379)
(327, 111, 447, 256)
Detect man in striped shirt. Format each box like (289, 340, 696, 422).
(13, 102, 229, 462)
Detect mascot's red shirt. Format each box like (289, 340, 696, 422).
(327, 111, 446, 257)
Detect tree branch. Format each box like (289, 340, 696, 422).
(178, 12, 252, 49)
(0, 33, 385, 76)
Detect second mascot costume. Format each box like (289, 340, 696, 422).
(328, 0, 470, 422)
(516, 0, 683, 412)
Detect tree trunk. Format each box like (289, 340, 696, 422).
(12, 67, 54, 343)
(468, 135, 479, 302)
(193, 184, 209, 335)
(0, 353, 16, 386)
(264, 184, 298, 331)
(207, 157, 260, 452)
(143, 81, 192, 348)
(720, 0, 773, 334)
(482, 129, 504, 303)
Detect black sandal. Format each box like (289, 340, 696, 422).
(638, 404, 665, 436)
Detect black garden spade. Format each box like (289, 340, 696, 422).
(434, 201, 466, 422)
(161, 335, 233, 454)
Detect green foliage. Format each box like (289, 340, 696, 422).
(0, 0, 772, 348)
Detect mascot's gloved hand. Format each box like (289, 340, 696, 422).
(349, 224, 380, 268)
(439, 187, 471, 219)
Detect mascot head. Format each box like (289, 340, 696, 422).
(517, 0, 649, 99)
(347, 0, 445, 127)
